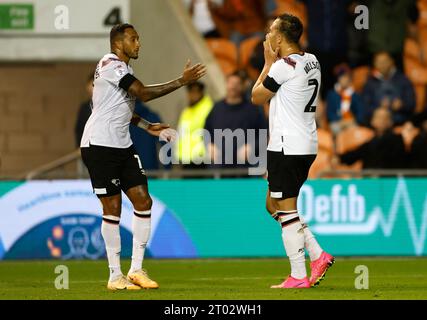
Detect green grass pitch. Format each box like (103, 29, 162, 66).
(0, 258, 426, 300)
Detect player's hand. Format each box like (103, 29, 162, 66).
(181, 60, 207, 85)
(146, 123, 177, 142)
(159, 128, 178, 143)
(146, 123, 170, 136)
(263, 35, 279, 66)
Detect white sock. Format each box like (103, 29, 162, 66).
(101, 215, 122, 281)
(302, 223, 323, 261)
(129, 210, 151, 274)
(275, 211, 323, 262)
(278, 211, 307, 279)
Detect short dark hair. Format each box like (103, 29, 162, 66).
(187, 81, 205, 92)
(110, 23, 134, 46)
(276, 14, 303, 44)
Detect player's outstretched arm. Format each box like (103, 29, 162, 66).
(128, 60, 207, 102)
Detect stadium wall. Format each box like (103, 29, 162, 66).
(0, 62, 95, 177)
(0, 177, 426, 260)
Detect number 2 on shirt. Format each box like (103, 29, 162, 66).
(304, 79, 319, 113)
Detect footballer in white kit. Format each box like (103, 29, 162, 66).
(81, 53, 146, 196)
(252, 14, 334, 289)
(80, 24, 206, 290)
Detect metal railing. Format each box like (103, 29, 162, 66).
(24, 149, 82, 180)
(2, 149, 427, 180)
(15, 149, 261, 180)
(316, 169, 427, 178)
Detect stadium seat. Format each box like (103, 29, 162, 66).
(417, 0, 427, 29)
(307, 129, 334, 178)
(352, 65, 370, 93)
(316, 98, 329, 131)
(393, 125, 403, 135)
(404, 38, 427, 112)
(414, 85, 426, 113)
(238, 36, 262, 80)
(317, 128, 334, 154)
(206, 38, 238, 76)
(335, 125, 374, 173)
(308, 149, 332, 179)
(404, 38, 421, 61)
(336, 125, 374, 154)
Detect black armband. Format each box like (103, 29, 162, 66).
(119, 73, 137, 91)
(263, 76, 281, 93)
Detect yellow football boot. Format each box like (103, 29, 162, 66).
(107, 275, 141, 291)
(127, 269, 159, 289)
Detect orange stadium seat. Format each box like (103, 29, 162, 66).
(414, 85, 426, 113)
(316, 98, 329, 131)
(308, 129, 334, 178)
(308, 149, 332, 179)
(417, 0, 427, 28)
(275, 0, 307, 19)
(335, 125, 374, 172)
(238, 36, 263, 80)
(206, 38, 238, 76)
(404, 38, 421, 61)
(393, 126, 403, 135)
(404, 38, 427, 112)
(419, 26, 427, 57)
(336, 125, 374, 154)
(317, 128, 334, 154)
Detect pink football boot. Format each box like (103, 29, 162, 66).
(271, 275, 311, 289)
(309, 251, 335, 286)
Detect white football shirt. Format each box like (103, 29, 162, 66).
(80, 53, 136, 149)
(263, 52, 321, 155)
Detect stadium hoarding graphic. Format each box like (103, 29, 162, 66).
(0, 181, 197, 260)
(0, 178, 426, 259)
(147, 178, 427, 257)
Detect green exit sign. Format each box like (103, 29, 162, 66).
(0, 4, 34, 30)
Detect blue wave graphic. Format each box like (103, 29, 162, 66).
(150, 207, 198, 258)
(0, 236, 4, 259)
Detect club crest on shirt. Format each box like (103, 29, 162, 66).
(114, 65, 126, 77)
(111, 179, 121, 187)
